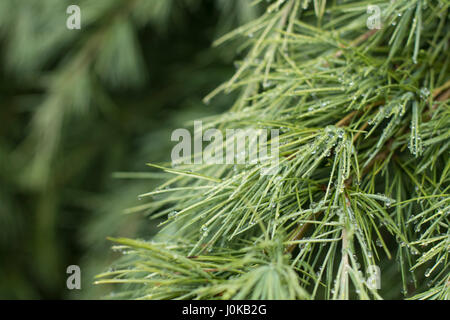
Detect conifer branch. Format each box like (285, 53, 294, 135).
(97, 0, 450, 300)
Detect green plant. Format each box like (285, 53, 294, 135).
(97, 0, 449, 300)
(0, 0, 257, 299)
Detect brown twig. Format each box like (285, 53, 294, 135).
(286, 218, 312, 253)
(432, 80, 450, 99)
(352, 121, 369, 142)
(336, 110, 359, 127)
(430, 87, 450, 113)
(286, 211, 322, 253)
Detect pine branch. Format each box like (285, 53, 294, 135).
(100, 0, 450, 300)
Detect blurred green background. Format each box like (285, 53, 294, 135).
(0, 0, 260, 299)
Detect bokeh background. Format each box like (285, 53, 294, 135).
(0, 0, 261, 299)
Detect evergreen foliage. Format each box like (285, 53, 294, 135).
(97, 0, 450, 300)
(0, 0, 256, 298)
